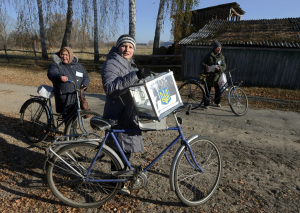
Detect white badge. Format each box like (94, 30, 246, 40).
(76, 71, 83, 77)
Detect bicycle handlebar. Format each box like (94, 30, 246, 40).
(67, 80, 83, 91)
(224, 67, 237, 74)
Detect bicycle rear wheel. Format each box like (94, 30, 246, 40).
(179, 81, 205, 109)
(228, 86, 248, 116)
(20, 99, 50, 143)
(174, 138, 222, 206)
(64, 111, 101, 138)
(46, 143, 123, 208)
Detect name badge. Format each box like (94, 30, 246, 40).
(76, 71, 83, 77)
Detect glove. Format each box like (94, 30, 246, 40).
(136, 68, 152, 80)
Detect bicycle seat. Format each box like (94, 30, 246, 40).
(199, 74, 208, 79)
(90, 116, 117, 130)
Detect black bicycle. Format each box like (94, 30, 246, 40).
(179, 68, 248, 116)
(20, 81, 100, 143)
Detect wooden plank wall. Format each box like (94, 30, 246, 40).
(182, 46, 300, 89)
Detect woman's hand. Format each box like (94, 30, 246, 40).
(61, 75, 68, 82)
(136, 68, 151, 79)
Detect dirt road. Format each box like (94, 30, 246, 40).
(0, 82, 299, 212)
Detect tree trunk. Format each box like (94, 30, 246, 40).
(93, 0, 99, 63)
(61, 0, 73, 48)
(36, 0, 48, 59)
(153, 0, 165, 55)
(129, 0, 136, 38)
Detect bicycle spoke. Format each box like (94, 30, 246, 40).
(46, 143, 123, 208)
(20, 99, 50, 143)
(174, 138, 222, 206)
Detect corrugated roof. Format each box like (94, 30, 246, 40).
(179, 18, 300, 48)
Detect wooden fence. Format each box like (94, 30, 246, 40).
(0, 44, 182, 72)
(182, 46, 300, 89)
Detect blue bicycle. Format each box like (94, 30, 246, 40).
(45, 106, 223, 208)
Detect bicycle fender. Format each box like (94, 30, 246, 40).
(169, 134, 199, 191)
(43, 142, 125, 171)
(19, 98, 48, 114)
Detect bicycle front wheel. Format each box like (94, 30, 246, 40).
(179, 81, 205, 109)
(64, 111, 101, 138)
(228, 86, 248, 116)
(46, 143, 123, 208)
(20, 99, 50, 143)
(174, 138, 222, 206)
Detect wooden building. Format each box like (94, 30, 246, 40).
(174, 2, 245, 54)
(190, 2, 245, 30)
(179, 18, 300, 89)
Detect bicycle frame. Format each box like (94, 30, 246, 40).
(48, 112, 203, 184)
(35, 81, 88, 134)
(202, 71, 234, 101)
(46, 98, 76, 130)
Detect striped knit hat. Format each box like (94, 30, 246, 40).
(116, 34, 136, 50)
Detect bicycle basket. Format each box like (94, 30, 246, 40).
(130, 71, 183, 121)
(37, 85, 54, 99)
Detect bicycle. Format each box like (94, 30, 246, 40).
(44, 105, 223, 208)
(178, 68, 248, 116)
(20, 81, 100, 143)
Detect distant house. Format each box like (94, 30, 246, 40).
(179, 18, 300, 89)
(173, 2, 245, 46)
(189, 2, 245, 29)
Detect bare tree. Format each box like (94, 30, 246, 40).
(61, 0, 73, 48)
(36, 0, 48, 59)
(153, 0, 166, 55)
(129, 0, 136, 38)
(93, 0, 99, 62)
(152, 0, 200, 55)
(0, 8, 8, 44)
(170, 0, 200, 43)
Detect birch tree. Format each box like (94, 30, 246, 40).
(36, 0, 48, 59)
(93, 0, 99, 62)
(153, 0, 166, 55)
(170, 0, 200, 43)
(129, 0, 136, 38)
(153, 0, 200, 55)
(61, 0, 73, 48)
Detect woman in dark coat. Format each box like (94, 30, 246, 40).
(201, 40, 226, 108)
(101, 34, 151, 195)
(47, 47, 90, 116)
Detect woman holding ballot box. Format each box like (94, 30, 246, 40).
(101, 34, 151, 195)
(201, 40, 226, 108)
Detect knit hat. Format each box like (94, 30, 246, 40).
(116, 34, 136, 50)
(60, 47, 74, 64)
(212, 40, 221, 50)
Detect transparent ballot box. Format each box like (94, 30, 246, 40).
(130, 71, 183, 121)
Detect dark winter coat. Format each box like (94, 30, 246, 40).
(201, 50, 226, 87)
(101, 47, 144, 153)
(47, 53, 90, 113)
